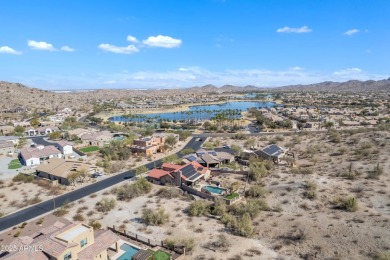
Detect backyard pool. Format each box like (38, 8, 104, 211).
(203, 185, 226, 195)
(116, 243, 140, 260)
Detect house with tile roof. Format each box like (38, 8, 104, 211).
(19, 145, 62, 166)
(148, 161, 210, 186)
(36, 158, 98, 185)
(0, 221, 120, 260)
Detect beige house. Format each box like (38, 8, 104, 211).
(2, 221, 120, 260)
(36, 158, 97, 185)
(131, 135, 164, 156)
(80, 131, 113, 147)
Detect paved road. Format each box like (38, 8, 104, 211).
(0, 137, 205, 232)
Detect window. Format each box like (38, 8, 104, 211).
(80, 238, 88, 247)
(64, 252, 72, 260)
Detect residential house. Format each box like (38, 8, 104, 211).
(1, 221, 120, 260)
(131, 136, 164, 156)
(36, 158, 97, 185)
(19, 145, 62, 166)
(56, 141, 74, 156)
(80, 131, 113, 147)
(148, 161, 210, 186)
(254, 144, 289, 163)
(182, 149, 235, 168)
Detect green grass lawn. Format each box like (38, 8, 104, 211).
(79, 146, 100, 153)
(225, 192, 239, 200)
(151, 250, 171, 260)
(8, 159, 22, 170)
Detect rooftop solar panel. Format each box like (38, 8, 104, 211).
(263, 144, 282, 156)
(186, 155, 197, 162)
(181, 164, 197, 178)
(188, 173, 202, 181)
(197, 167, 203, 171)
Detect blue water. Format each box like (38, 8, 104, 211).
(117, 243, 140, 260)
(204, 185, 226, 195)
(110, 101, 278, 122)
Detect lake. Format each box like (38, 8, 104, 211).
(109, 101, 279, 122)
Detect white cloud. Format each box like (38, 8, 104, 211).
(276, 26, 312, 33)
(28, 40, 56, 51)
(103, 80, 117, 84)
(344, 29, 360, 36)
(0, 46, 22, 55)
(127, 35, 138, 43)
(334, 68, 362, 76)
(289, 66, 304, 71)
(98, 43, 139, 54)
(143, 35, 182, 48)
(60, 46, 75, 52)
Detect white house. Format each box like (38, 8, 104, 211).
(19, 145, 62, 166)
(56, 141, 73, 155)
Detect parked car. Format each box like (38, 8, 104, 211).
(91, 172, 103, 178)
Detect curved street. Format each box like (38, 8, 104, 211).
(0, 137, 205, 232)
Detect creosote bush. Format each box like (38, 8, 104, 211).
(95, 197, 116, 213)
(331, 196, 358, 212)
(245, 185, 267, 198)
(188, 200, 211, 216)
(112, 177, 151, 201)
(142, 208, 170, 226)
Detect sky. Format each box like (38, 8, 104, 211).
(0, 0, 389, 90)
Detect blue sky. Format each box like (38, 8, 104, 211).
(0, 0, 389, 89)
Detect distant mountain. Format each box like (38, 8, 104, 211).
(276, 79, 390, 92)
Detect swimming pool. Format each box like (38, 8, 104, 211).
(203, 185, 226, 195)
(116, 243, 140, 260)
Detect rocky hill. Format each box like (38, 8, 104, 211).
(276, 78, 390, 92)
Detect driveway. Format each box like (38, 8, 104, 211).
(0, 157, 32, 180)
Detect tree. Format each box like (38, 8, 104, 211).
(16, 137, 27, 149)
(77, 168, 88, 183)
(14, 126, 25, 136)
(181, 148, 195, 155)
(31, 117, 40, 128)
(237, 213, 254, 237)
(48, 131, 62, 140)
(249, 161, 269, 181)
(162, 154, 180, 164)
(165, 135, 177, 149)
(67, 171, 81, 185)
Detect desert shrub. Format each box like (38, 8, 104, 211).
(14, 231, 21, 237)
(328, 130, 341, 143)
(95, 197, 116, 212)
(142, 208, 170, 226)
(221, 213, 254, 237)
(230, 199, 269, 218)
(53, 207, 69, 217)
(135, 165, 148, 175)
(188, 200, 211, 216)
(12, 173, 34, 183)
(303, 181, 317, 200)
(211, 234, 231, 250)
(210, 198, 227, 216)
(181, 148, 195, 155)
(113, 177, 151, 201)
(249, 161, 270, 181)
(331, 196, 358, 212)
(164, 238, 195, 252)
(367, 163, 383, 179)
(155, 187, 181, 199)
(245, 185, 267, 198)
(374, 251, 390, 260)
(36, 218, 44, 225)
(73, 213, 85, 221)
(88, 220, 101, 230)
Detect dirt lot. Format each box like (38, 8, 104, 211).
(1, 130, 389, 259)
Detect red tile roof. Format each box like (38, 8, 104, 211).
(161, 163, 183, 171)
(148, 169, 171, 179)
